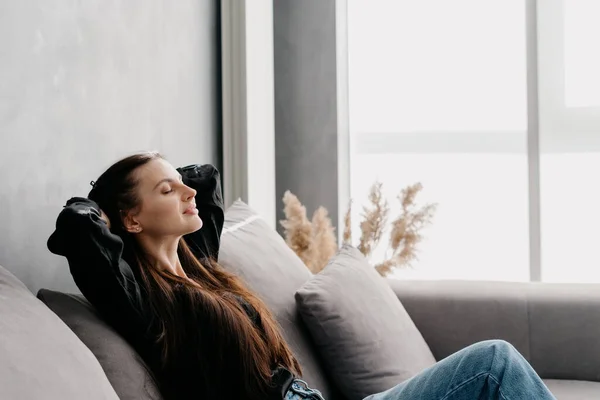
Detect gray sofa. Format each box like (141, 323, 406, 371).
(390, 279, 600, 399)
(2, 201, 599, 399)
(2, 263, 600, 399)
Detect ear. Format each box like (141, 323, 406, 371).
(122, 210, 143, 234)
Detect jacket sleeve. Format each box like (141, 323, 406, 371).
(47, 197, 149, 340)
(177, 164, 225, 262)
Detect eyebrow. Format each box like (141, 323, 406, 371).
(153, 174, 183, 190)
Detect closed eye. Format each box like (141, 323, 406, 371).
(162, 188, 174, 194)
(154, 175, 183, 191)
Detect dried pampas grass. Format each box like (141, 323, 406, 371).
(374, 183, 436, 275)
(280, 191, 314, 270)
(311, 207, 337, 273)
(342, 200, 352, 245)
(358, 182, 389, 258)
(280, 182, 436, 277)
(373, 183, 436, 276)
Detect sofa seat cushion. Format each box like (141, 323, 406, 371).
(544, 379, 600, 399)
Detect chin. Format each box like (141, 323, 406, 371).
(187, 216, 203, 233)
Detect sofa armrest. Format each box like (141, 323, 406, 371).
(388, 279, 600, 382)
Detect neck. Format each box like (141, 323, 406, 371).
(136, 234, 188, 278)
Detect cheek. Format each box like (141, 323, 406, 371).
(141, 197, 181, 224)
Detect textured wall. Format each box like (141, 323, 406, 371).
(273, 0, 340, 232)
(0, 0, 220, 293)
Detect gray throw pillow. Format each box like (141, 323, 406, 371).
(219, 200, 338, 399)
(0, 264, 119, 400)
(295, 245, 437, 400)
(37, 289, 163, 400)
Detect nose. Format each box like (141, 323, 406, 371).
(183, 185, 196, 201)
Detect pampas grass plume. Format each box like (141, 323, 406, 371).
(311, 207, 338, 273)
(280, 191, 314, 270)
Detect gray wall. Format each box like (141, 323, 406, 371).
(274, 0, 340, 232)
(0, 1, 220, 293)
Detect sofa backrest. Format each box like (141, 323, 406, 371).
(37, 289, 164, 400)
(389, 279, 600, 383)
(216, 200, 342, 398)
(0, 264, 119, 400)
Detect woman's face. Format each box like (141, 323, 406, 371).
(126, 158, 202, 237)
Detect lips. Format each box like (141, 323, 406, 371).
(183, 204, 198, 215)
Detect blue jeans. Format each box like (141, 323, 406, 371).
(286, 340, 556, 400)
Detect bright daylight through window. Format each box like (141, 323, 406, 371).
(348, 0, 600, 282)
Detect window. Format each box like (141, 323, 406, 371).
(538, 0, 600, 282)
(347, 0, 600, 282)
(564, 0, 600, 108)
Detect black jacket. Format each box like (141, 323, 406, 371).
(47, 164, 290, 400)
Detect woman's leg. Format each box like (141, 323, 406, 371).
(363, 340, 555, 400)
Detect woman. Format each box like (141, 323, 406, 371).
(48, 152, 555, 400)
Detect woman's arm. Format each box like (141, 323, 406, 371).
(47, 197, 149, 340)
(177, 164, 225, 262)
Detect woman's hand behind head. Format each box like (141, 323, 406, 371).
(100, 209, 111, 229)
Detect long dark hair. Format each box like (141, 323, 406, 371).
(88, 151, 301, 398)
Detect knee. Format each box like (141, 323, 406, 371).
(485, 339, 516, 351)
(456, 340, 523, 369)
(476, 339, 520, 362)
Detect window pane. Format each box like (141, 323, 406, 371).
(348, 0, 529, 281)
(564, 0, 600, 108)
(348, 0, 527, 134)
(540, 154, 600, 283)
(350, 154, 530, 281)
(539, 0, 600, 282)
